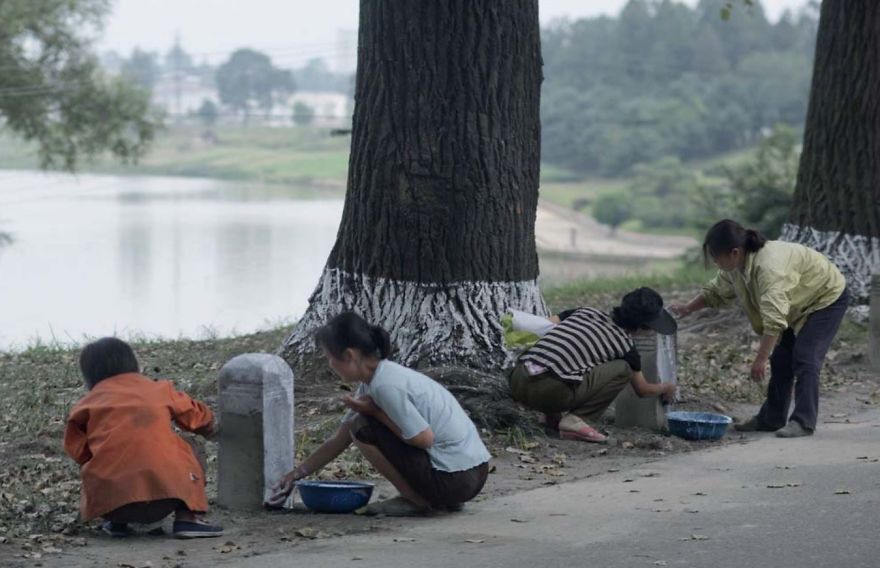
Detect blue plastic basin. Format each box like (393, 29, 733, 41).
(295, 480, 375, 513)
(666, 411, 732, 441)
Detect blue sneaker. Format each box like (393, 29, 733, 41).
(172, 520, 224, 539)
(101, 521, 134, 538)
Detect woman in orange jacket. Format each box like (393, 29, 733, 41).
(63, 337, 223, 538)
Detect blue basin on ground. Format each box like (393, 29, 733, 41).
(295, 480, 375, 513)
(666, 411, 732, 441)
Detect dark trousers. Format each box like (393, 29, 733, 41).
(758, 288, 849, 431)
(351, 416, 489, 508)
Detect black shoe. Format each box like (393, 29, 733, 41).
(734, 416, 778, 432)
(446, 503, 465, 513)
(173, 520, 224, 539)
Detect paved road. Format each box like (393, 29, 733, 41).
(245, 410, 880, 568)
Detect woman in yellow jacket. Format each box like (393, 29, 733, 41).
(671, 220, 847, 438)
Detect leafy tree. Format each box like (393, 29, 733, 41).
(291, 101, 315, 126)
(724, 125, 799, 238)
(628, 156, 699, 229)
(593, 192, 632, 236)
(197, 99, 219, 128)
(539, 0, 818, 177)
(121, 48, 160, 91)
(216, 49, 295, 118)
(0, 0, 159, 170)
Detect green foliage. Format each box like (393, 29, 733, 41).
(541, 0, 818, 177)
(0, 0, 160, 170)
(121, 48, 161, 91)
(216, 49, 295, 116)
(723, 124, 799, 238)
(592, 191, 632, 234)
(292, 101, 316, 126)
(627, 156, 699, 229)
(196, 99, 219, 128)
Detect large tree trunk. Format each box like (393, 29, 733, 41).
(281, 0, 545, 370)
(781, 0, 880, 301)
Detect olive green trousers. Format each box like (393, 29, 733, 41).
(508, 360, 631, 424)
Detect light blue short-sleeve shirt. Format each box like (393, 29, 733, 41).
(343, 361, 491, 473)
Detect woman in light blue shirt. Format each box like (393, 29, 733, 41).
(270, 312, 491, 516)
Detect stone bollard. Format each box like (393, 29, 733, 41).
(217, 354, 294, 510)
(871, 274, 880, 370)
(614, 331, 677, 430)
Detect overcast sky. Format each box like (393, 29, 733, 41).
(99, 0, 810, 69)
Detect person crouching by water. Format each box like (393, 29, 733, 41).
(270, 312, 491, 516)
(670, 220, 847, 438)
(508, 288, 677, 443)
(63, 338, 223, 538)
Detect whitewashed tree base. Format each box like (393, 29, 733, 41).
(781, 223, 880, 302)
(280, 268, 547, 370)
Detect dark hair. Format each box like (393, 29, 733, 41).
(314, 311, 392, 360)
(79, 337, 140, 389)
(702, 219, 767, 267)
(612, 287, 662, 331)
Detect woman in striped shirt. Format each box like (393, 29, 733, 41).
(508, 288, 677, 443)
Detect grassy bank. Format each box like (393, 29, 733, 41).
(0, 126, 353, 187)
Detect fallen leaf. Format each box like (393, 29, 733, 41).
(835, 489, 851, 495)
(693, 492, 707, 496)
(641, 472, 660, 478)
(393, 538, 416, 543)
(766, 484, 786, 489)
(510, 518, 528, 523)
(653, 561, 668, 566)
(689, 534, 710, 541)
(607, 468, 621, 473)
(622, 441, 635, 450)
(465, 539, 485, 544)
(518, 454, 537, 464)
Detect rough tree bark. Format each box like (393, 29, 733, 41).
(280, 0, 545, 370)
(781, 0, 880, 301)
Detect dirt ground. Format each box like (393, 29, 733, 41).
(0, 291, 876, 567)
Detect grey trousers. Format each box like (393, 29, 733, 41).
(757, 288, 849, 431)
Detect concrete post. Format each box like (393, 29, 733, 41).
(870, 274, 880, 370)
(614, 331, 677, 430)
(217, 354, 294, 510)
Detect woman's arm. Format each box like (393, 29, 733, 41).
(669, 294, 707, 317)
(750, 334, 778, 382)
(343, 395, 435, 449)
(630, 371, 676, 401)
(267, 422, 353, 505)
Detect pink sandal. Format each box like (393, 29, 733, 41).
(560, 425, 608, 444)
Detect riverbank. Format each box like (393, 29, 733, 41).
(1, 274, 873, 559)
(0, 125, 754, 236)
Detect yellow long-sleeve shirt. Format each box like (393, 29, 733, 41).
(701, 241, 846, 336)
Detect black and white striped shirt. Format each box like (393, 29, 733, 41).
(519, 307, 639, 382)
